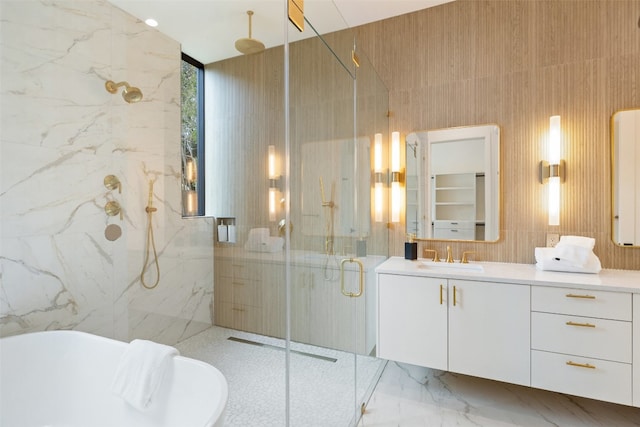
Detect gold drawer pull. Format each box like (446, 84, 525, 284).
(566, 293, 596, 299)
(566, 360, 596, 369)
(439, 284, 443, 305)
(232, 281, 245, 286)
(566, 321, 596, 328)
(453, 285, 457, 306)
(232, 308, 245, 312)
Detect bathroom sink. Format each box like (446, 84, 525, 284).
(420, 260, 484, 272)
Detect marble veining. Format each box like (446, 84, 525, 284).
(0, 0, 214, 343)
(360, 362, 640, 426)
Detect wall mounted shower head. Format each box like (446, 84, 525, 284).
(105, 80, 143, 103)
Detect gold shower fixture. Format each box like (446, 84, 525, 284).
(235, 11, 265, 55)
(105, 80, 143, 103)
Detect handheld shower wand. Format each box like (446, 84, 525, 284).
(140, 180, 160, 289)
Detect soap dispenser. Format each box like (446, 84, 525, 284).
(405, 234, 418, 260)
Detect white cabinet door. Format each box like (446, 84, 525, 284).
(377, 274, 448, 369)
(448, 280, 530, 386)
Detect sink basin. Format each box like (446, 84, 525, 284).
(420, 260, 484, 272)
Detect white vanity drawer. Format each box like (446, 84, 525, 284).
(531, 312, 632, 363)
(433, 220, 475, 229)
(531, 350, 632, 406)
(433, 228, 475, 240)
(531, 286, 632, 321)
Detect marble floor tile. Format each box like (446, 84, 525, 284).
(360, 362, 640, 427)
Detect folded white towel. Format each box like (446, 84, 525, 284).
(111, 339, 179, 411)
(534, 247, 601, 274)
(557, 235, 595, 250)
(552, 244, 592, 268)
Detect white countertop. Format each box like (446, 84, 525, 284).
(215, 246, 387, 271)
(375, 257, 640, 293)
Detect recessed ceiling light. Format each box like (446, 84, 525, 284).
(145, 18, 158, 27)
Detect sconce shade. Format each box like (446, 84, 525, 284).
(540, 115, 563, 226)
(374, 133, 383, 222)
(268, 145, 280, 222)
(391, 131, 401, 223)
(186, 157, 197, 184)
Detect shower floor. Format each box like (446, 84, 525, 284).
(176, 326, 385, 427)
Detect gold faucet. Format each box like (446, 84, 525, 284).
(446, 246, 454, 263)
(424, 249, 439, 262)
(461, 251, 476, 263)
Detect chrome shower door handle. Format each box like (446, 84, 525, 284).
(340, 258, 364, 298)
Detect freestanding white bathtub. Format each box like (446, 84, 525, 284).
(0, 330, 227, 427)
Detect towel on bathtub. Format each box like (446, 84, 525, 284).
(111, 339, 179, 411)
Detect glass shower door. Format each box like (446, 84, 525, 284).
(285, 7, 388, 425)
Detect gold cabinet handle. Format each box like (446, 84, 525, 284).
(453, 285, 457, 306)
(439, 284, 443, 305)
(566, 293, 596, 299)
(232, 307, 245, 312)
(566, 321, 595, 328)
(232, 281, 245, 286)
(566, 360, 596, 369)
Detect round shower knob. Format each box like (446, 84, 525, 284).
(105, 201, 121, 217)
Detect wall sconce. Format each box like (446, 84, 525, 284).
(268, 145, 281, 222)
(373, 133, 385, 222)
(539, 115, 565, 226)
(391, 131, 403, 223)
(182, 157, 198, 216)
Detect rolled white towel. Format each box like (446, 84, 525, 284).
(111, 339, 179, 411)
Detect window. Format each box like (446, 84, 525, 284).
(181, 53, 204, 216)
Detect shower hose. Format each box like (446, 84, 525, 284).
(140, 180, 160, 289)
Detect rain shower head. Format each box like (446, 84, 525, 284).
(105, 80, 143, 103)
(235, 10, 265, 55)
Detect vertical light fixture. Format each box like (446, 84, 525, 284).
(374, 133, 384, 222)
(268, 145, 279, 222)
(539, 115, 564, 226)
(391, 131, 402, 223)
(183, 157, 198, 216)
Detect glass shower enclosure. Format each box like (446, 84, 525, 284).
(207, 2, 390, 424)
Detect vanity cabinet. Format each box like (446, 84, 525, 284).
(531, 286, 633, 405)
(377, 274, 447, 369)
(292, 264, 372, 355)
(377, 274, 530, 386)
(214, 258, 285, 337)
(448, 279, 530, 386)
(376, 257, 640, 408)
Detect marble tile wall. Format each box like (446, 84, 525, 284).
(0, 0, 213, 343)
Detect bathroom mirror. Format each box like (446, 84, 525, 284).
(405, 124, 500, 242)
(611, 108, 640, 247)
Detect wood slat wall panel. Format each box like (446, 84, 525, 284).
(354, 0, 640, 269)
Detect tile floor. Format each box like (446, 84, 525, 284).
(360, 361, 640, 427)
(177, 326, 385, 427)
(178, 327, 640, 426)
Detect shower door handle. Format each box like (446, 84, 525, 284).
(340, 258, 364, 298)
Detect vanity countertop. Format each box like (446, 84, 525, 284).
(215, 246, 387, 270)
(376, 257, 640, 293)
